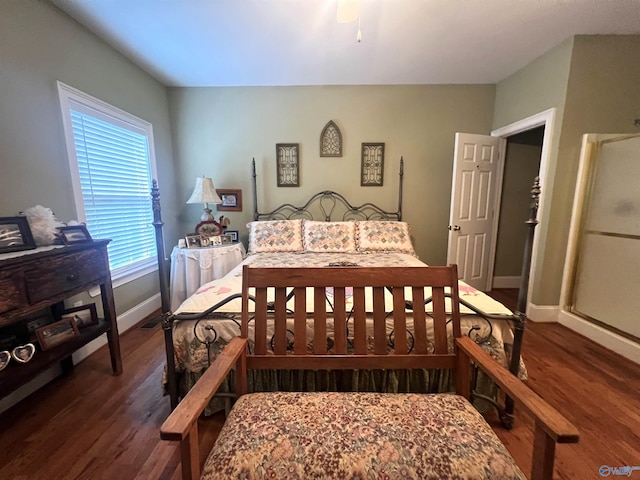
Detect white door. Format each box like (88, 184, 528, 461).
(447, 133, 505, 290)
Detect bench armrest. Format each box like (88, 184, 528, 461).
(160, 336, 247, 480)
(456, 336, 578, 480)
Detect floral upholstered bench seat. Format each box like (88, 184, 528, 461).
(201, 391, 526, 479)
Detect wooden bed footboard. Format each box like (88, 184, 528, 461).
(160, 265, 577, 480)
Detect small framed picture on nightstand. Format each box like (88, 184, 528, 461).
(226, 230, 239, 242)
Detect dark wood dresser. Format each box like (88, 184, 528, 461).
(0, 240, 122, 397)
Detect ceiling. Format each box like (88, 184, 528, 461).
(53, 0, 640, 87)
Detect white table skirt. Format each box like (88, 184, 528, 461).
(169, 243, 246, 311)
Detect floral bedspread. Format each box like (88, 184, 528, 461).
(169, 252, 524, 379)
(202, 391, 526, 479)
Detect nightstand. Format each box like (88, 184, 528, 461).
(169, 242, 246, 311)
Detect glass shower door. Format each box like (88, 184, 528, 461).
(569, 134, 640, 342)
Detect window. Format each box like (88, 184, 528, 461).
(58, 82, 158, 285)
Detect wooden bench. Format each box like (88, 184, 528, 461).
(161, 265, 578, 479)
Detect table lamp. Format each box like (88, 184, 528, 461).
(187, 176, 222, 222)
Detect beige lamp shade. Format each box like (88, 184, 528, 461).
(187, 176, 222, 222)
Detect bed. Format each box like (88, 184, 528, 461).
(160, 265, 578, 480)
(152, 159, 541, 427)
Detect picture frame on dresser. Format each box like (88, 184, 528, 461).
(57, 224, 92, 245)
(35, 317, 80, 351)
(0, 216, 36, 254)
(226, 230, 239, 242)
(61, 304, 98, 330)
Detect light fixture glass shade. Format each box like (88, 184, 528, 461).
(186, 176, 222, 205)
(187, 176, 222, 222)
(337, 0, 360, 23)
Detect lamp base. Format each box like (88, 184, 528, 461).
(200, 207, 214, 222)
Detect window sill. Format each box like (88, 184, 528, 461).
(89, 260, 158, 297)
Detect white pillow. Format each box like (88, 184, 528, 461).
(303, 220, 357, 253)
(247, 219, 304, 254)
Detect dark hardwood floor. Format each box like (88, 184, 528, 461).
(1, 290, 639, 479)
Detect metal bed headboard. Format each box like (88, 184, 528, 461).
(251, 157, 404, 222)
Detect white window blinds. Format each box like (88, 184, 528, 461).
(58, 82, 158, 282)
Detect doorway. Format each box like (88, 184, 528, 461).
(489, 108, 556, 312)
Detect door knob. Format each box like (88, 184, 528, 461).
(448, 225, 461, 231)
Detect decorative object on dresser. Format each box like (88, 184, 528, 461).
(61, 304, 98, 329)
(361, 142, 385, 186)
(36, 317, 80, 350)
(11, 343, 36, 363)
(0, 216, 36, 253)
(0, 350, 10, 370)
(57, 224, 92, 244)
(215, 189, 242, 212)
(21, 205, 64, 246)
(0, 239, 122, 400)
(276, 143, 300, 187)
(320, 120, 342, 157)
(186, 175, 223, 233)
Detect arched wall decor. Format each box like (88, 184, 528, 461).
(320, 120, 342, 157)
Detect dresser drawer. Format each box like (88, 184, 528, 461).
(0, 270, 27, 315)
(24, 249, 108, 304)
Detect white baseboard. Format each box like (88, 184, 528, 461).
(558, 310, 640, 365)
(72, 293, 161, 363)
(492, 276, 522, 288)
(0, 293, 161, 415)
(526, 303, 559, 323)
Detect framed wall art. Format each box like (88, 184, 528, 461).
(320, 120, 342, 157)
(361, 143, 385, 186)
(0, 216, 36, 254)
(216, 189, 242, 212)
(276, 143, 300, 187)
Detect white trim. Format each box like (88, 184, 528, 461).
(492, 276, 522, 288)
(490, 108, 556, 307)
(558, 310, 640, 365)
(526, 303, 559, 323)
(72, 293, 161, 362)
(0, 294, 161, 415)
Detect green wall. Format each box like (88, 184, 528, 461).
(0, 0, 179, 314)
(167, 85, 496, 263)
(494, 35, 640, 305)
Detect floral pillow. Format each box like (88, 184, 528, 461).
(247, 219, 304, 254)
(356, 221, 415, 254)
(303, 221, 357, 253)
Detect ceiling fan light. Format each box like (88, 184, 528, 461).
(337, 0, 360, 23)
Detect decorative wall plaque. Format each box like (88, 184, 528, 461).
(361, 143, 385, 186)
(276, 143, 300, 187)
(320, 120, 342, 157)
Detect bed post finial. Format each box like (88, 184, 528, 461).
(503, 175, 541, 425)
(398, 157, 404, 221)
(151, 180, 170, 315)
(252, 158, 259, 221)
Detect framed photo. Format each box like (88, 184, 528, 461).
(216, 189, 242, 212)
(220, 234, 233, 245)
(276, 143, 300, 187)
(61, 304, 98, 330)
(0, 216, 36, 254)
(24, 309, 56, 342)
(226, 230, 239, 242)
(36, 317, 80, 351)
(58, 224, 93, 244)
(185, 234, 201, 248)
(361, 143, 385, 186)
(209, 235, 222, 246)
